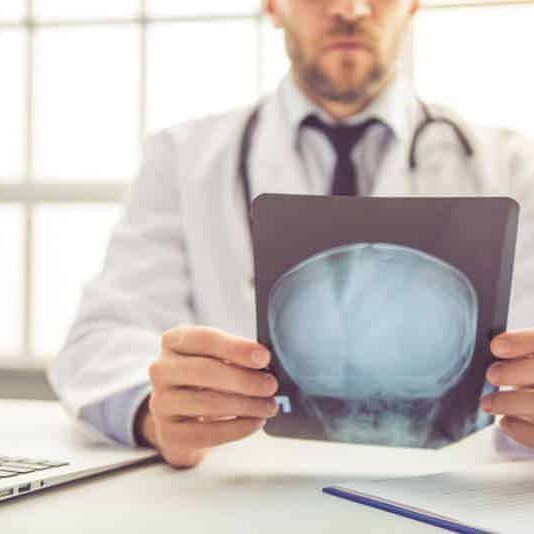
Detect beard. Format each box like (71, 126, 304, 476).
(298, 52, 385, 103)
(284, 18, 404, 104)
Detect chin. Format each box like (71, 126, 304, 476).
(321, 76, 371, 102)
(320, 61, 373, 93)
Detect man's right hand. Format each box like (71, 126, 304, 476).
(137, 326, 279, 468)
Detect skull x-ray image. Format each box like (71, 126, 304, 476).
(268, 243, 480, 448)
(252, 195, 519, 449)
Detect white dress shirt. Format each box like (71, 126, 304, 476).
(279, 72, 420, 197)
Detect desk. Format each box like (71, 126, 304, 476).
(0, 406, 513, 534)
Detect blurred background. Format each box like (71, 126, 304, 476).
(1, 0, 533, 398)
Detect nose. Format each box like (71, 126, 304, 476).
(326, 0, 373, 20)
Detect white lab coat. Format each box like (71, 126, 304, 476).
(48, 88, 534, 447)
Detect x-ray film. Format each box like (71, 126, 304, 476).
(252, 195, 518, 449)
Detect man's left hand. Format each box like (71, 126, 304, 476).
(481, 329, 534, 449)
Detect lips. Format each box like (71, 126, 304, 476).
(325, 40, 371, 52)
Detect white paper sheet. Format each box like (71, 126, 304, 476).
(332, 461, 534, 533)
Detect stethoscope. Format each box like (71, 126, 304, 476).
(238, 99, 475, 231)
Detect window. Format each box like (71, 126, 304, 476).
(0, 1, 531, 366)
(0, 1, 288, 365)
(415, 1, 534, 137)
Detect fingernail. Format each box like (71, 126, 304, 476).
(268, 398, 280, 416)
(487, 363, 503, 383)
(264, 374, 278, 393)
(492, 339, 511, 357)
(480, 396, 492, 412)
(251, 350, 270, 367)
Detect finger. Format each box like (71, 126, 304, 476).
(480, 389, 534, 417)
(159, 417, 266, 450)
(162, 326, 271, 369)
(150, 356, 279, 398)
(162, 448, 208, 469)
(491, 329, 534, 359)
(516, 414, 534, 425)
(150, 388, 279, 419)
(486, 356, 534, 387)
(500, 416, 534, 449)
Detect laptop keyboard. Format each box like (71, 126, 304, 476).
(0, 456, 70, 479)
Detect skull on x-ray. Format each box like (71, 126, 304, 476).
(268, 243, 479, 448)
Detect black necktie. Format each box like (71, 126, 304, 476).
(301, 115, 380, 196)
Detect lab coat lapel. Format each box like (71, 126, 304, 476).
(370, 141, 414, 197)
(221, 91, 314, 326)
(370, 137, 475, 198)
(407, 120, 479, 197)
(248, 93, 316, 199)
(372, 102, 485, 198)
(367, 85, 423, 197)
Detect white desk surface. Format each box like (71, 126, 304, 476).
(0, 401, 519, 534)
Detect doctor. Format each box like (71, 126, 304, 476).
(49, 0, 534, 468)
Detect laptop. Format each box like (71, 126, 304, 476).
(0, 399, 159, 503)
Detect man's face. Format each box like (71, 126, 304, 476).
(266, 0, 419, 103)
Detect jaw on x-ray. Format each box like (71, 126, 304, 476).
(268, 243, 479, 448)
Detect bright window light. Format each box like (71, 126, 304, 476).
(33, 26, 141, 182)
(0, 205, 24, 357)
(0, 1, 25, 22)
(261, 20, 290, 94)
(147, 20, 258, 133)
(32, 204, 122, 359)
(0, 30, 26, 181)
(33, 0, 139, 20)
(414, 4, 534, 138)
(147, 0, 260, 17)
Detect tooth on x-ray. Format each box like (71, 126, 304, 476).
(268, 243, 478, 402)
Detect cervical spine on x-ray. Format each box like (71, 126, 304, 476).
(268, 243, 478, 403)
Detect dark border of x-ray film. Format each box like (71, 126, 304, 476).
(252, 195, 518, 449)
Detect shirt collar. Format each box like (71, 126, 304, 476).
(279, 71, 417, 146)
